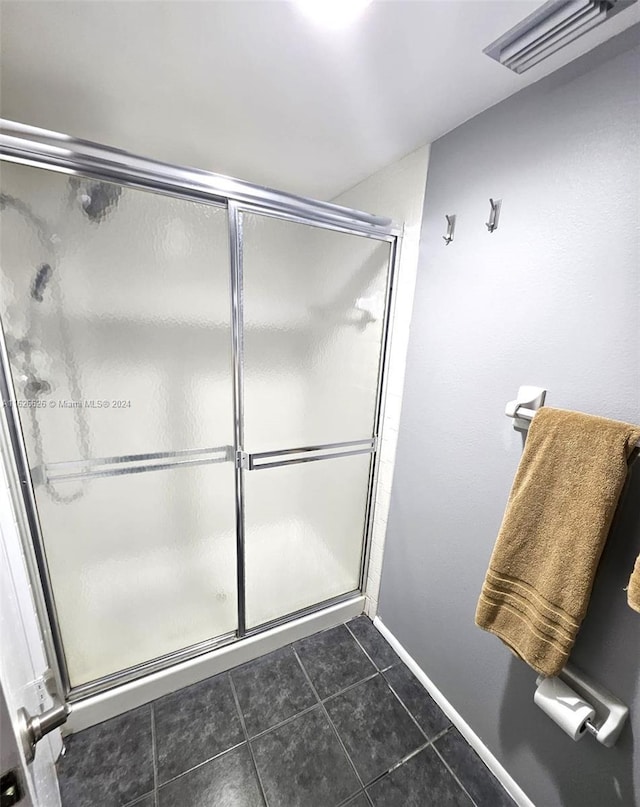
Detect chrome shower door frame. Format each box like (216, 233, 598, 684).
(0, 120, 403, 703)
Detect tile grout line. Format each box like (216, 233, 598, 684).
(363, 791, 375, 807)
(292, 647, 367, 805)
(296, 623, 436, 804)
(341, 619, 455, 802)
(228, 673, 271, 807)
(335, 791, 371, 807)
(363, 739, 432, 793)
(344, 619, 392, 674)
(223, 635, 393, 739)
(375, 645, 456, 750)
(431, 740, 481, 807)
(378, 669, 431, 745)
(249, 702, 320, 740)
(363, 789, 376, 807)
(204, 640, 401, 751)
(343, 618, 402, 676)
(430, 725, 453, 744)
(291, 645, 328, 709)
(144, 691, 452, 805)
(387, 740, 431, 774)
(357, 732, 454, 798)
(118, 626, 462, 807)
(154, 739, 247, 789)
(59, 626, 494, 807)
(321, 671, 380, 705)
(344, 618, 421, 745)
(122, 794, 156, 807)
(431, 729, 516, 807)
(119, 705, 159, 807)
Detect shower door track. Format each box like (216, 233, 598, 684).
(0, 119, 403, 707)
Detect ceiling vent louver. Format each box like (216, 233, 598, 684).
(483, 0, 636, 74)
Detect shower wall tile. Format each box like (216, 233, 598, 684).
(367, 540, 386, 582)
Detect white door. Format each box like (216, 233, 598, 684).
(0, 448, 62, 807)
(1, 683, 33, 807)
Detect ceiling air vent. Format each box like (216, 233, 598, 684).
(483, 0, 637, 74)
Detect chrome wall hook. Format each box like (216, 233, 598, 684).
(442, 214, 456, 245)
(486, 198, 501, 233)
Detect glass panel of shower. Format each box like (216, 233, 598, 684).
(0, 162, 237, 687)
(240, 212, 392, 628)
(0, 134, 398, 699)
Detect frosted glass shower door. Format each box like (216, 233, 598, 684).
(241, 211, 392, 628)
(0, 162, 237, 687)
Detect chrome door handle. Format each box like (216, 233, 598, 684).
(17, 700, 69, 763)
(237, 439, 377, 471)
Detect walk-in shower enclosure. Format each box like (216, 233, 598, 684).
(0, 120, 401, 705)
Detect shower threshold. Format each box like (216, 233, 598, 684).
(66, 594, 365, 735)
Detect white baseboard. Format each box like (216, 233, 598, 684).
(67, 595, 364, 734)
(373, 616, 536, 807)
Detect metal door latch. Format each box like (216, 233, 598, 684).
(17, 700, 69, 763)
(236, 450, 250, 470)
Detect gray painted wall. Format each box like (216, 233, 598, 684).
(379, 28, 640, 807)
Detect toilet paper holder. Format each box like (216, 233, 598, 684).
(536, 664, 629, 747)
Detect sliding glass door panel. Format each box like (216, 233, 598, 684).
(241, 212, 392, 452)
(0, 161, 233, 463)
(1, 161, 237, 686)
(244, 454, 372, 629)
(35, 464, 237, 686)
(241, 212, 392, 628)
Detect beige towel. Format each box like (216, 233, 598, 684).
(475, 407, 640, 676)
(629, 556, 640, 613)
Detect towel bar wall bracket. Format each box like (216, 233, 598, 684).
(505, 386, 640, 449)
(505, 385, 547, 431)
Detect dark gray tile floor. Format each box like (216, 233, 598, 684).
(58, 616, 516, 807)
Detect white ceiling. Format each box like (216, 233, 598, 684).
(0, 0, 638, 200)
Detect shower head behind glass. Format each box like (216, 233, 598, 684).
(69, 177, 121, 223)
